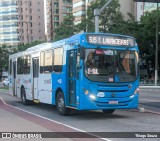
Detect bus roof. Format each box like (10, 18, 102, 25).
(9, 33, 136, 59)
(26, 43, 52, 51)
(66, 33, 135, 45)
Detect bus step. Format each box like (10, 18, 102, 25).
(33, 99, 40, 103)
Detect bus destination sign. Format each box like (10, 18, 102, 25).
(86, 34, 135, 47)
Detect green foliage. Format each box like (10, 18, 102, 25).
(75, 0, 124, 33)
(0, 45, 11, 76)
(17, 40, 44, 52)
(0, 40, 44, 76)
(136, 10, 160, 53)
(54, 15, 75, 41)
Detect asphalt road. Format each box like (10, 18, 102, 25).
(139, 88, 160, 113)
(0, 88, 160, 141)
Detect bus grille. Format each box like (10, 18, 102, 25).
(97, 84, 129, 93)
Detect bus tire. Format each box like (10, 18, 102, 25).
(56, 91, 70, 116)
(21, 87, 29, 105)
(102, 109, 115, 114)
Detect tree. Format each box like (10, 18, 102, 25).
(0, 45, 11, 78)
(54, 15, 75, 41)
(135, 10, 160, 67)
(17, 40, 44, 52)
(0, 40, 44, 79)
(76, 0, 124, 33)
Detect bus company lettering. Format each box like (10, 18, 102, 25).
(88, 36, 129, 46)
(23, 79, 31, 84)
(44, 79, 51, 84)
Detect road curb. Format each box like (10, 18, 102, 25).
(140, 86, 160, 89)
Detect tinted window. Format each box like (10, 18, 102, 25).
(53, 48, 63, 72)
(44, 50, 53, 73)
(40, 52, 44, 73)
(17, 57, 24, 74)
(23, 55, 30, 74)
(17, 56, 30, 74)
(9, 59, 12, 75)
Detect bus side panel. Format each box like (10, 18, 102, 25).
(16, 74, 32, 100)
(16, 75, 21, 98)
(38, 73, 52, 104)
(51, 72, 67, 105)
(51, 49, 67, 105)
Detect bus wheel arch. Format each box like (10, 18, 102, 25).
(55, 88, 70, 116)
(21, 86, 28, 105)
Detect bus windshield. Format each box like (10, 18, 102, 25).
(85, 49, 139, 83)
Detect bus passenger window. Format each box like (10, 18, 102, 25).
(53, 48, 63, 72)
(9, 59, 12, 75)
(44, 50, 53, 73)
(40, 52, 44, 73)
(24, 55, 30, 74)
(17, 57, 24, 74)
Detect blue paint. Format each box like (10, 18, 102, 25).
(50, 33, 139, 111)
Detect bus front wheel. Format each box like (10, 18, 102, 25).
(56, 91, 70, 116)
(102, 109, 115, 114)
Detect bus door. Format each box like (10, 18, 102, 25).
(68, 50, 78, 107)
(32, 58, 39, 100)
(12, 61, 16, 96)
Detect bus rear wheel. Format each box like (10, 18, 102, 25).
(56, 91, 70, 116)
(21, 87, 29, 105)
(102, 109, 115, 114)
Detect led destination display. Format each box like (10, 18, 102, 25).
(86, 34, 135, 47)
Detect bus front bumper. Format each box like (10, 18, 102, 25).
(78, 93, 139, 110)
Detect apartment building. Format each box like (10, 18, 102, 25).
(73, 0, 86, 25)
(0, 0, 19, 46)
(73, 0, 144, 25)
(17, 0, 72, 44)
(17, 0, 46, 44)
(52, 0, 72, 39)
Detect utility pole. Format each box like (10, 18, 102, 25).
(94, 0, 113, 33)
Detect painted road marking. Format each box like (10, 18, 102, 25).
(0, 97, 112, 141)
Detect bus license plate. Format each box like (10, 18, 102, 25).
(109, 101, 118, 104)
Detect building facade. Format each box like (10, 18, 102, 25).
(73, 0, 86, 25)
(73, 0, 140, 25)
(0, 0, 19, 46)
(16, 0, 72, 44)
(51, 0, 72, 39)
(17, 0, 46, 44)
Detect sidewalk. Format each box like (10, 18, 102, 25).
(0, 97, 102, 141)
(0, 97, 72, 140)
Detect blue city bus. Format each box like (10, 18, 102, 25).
(9, 33, 139, 116)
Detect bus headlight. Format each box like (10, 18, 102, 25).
(134, 87, 140, 94)
(97, 92, 105, 97)
(89, 94, 96, 100)
(130, 95, 134, 99)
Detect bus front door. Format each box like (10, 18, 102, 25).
(68, 50, 77, 107)
(32, 58, 39, 100)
